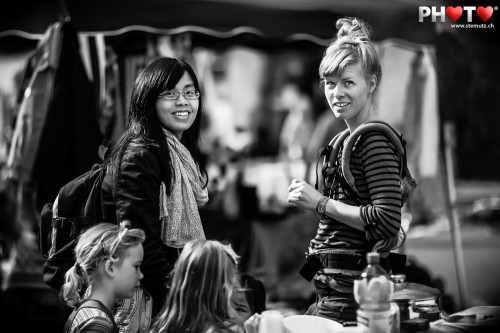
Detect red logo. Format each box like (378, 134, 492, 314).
(477, 6, 494, 22)
(446, 6, 463, 22)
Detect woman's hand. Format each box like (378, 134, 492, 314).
(287, 179, 324, 211)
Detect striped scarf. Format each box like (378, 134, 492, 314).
(160, 129, 208, 248)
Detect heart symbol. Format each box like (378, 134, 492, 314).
(446, 6, 463, 22)
(477, 6, 494, 22)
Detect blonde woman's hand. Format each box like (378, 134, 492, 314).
(287, 179, 324, 211)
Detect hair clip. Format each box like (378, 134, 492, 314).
(120, 220, 132, 229)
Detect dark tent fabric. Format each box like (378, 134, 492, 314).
(33, 23, 102, 210)
(9, 22, 102, 210)
(0, 0, 443, 49)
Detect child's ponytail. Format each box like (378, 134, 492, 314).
(61, 262, 85, 307)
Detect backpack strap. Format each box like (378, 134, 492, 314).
(341, 121, 407, 197)
(328, 128, 351, 168)
(323, 121, 416, 205)
(64, 299, 118, 333)
(315, 129, 350, 191)
(315, 130, 345, 190)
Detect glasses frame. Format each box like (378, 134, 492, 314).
(158, 90, 200, 101)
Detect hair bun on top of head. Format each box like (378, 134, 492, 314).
(335, 17, 372, 42)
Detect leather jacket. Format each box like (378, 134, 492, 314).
(101, 140, 177, 316)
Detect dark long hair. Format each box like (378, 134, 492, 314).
(105, 57, 205, 192)
(238, 273, 266, 314)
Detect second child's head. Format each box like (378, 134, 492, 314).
(230, 273, 267, 329)
(150, 239, 239, 333)
(61, 223, 145, 307)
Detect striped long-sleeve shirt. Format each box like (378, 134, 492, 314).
(64, 300, 118, 333)
(311, 131, 402, 252)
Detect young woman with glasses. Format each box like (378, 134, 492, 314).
(100, 57, 209, 317)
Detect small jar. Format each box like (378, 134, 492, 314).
(391, 274, 406, 291)
(401, 318, 430, 333)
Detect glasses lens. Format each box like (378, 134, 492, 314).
(184, 90, 200, 100)
(160, 91, 179, 100)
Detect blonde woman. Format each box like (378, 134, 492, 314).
(287, 17, 410, 323)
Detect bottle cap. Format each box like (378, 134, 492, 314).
(366, 252, 380, 264)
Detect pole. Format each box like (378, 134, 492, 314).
(443, 122, 468, 310)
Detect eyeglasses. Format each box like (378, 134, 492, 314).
(158, 90, 200, 100)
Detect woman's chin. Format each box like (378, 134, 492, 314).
(333, 110, 348, 120)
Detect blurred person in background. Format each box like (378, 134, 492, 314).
(1, 180, 68, 332)
(101, 57, 208, 317)
(0, 182, 19, 308)
(278, 77, 315, 181)
(287, 17, 409, 323)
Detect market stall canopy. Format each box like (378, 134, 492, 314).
(1, 0, 444, 49)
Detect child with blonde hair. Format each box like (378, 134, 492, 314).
(149, 239, 239, 333)
(61, 223, 145, 333)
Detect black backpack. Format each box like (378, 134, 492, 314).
(38, 149, 109, 290)
(313, 121, 416, 272)
(316, 120, 417, 206)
